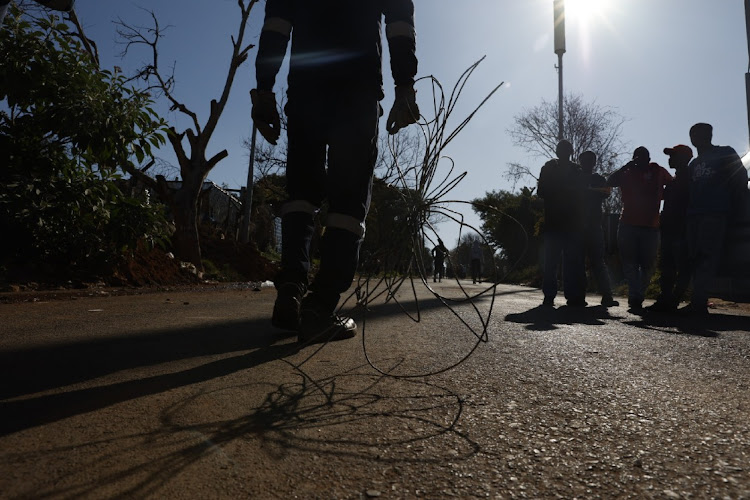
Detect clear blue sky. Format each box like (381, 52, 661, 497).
(72, 0, 750, 247)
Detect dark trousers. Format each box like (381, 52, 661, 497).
(278, 88, 381, 299)
(543, 231, 585, 302)
(471, 259, 481, 283)
(617, 223, 659, 304)
(657, 229, 690, 305)
(584, 225, 614, 298)
(687, 214, 727, 307)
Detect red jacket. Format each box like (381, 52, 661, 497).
(607, 162, 672, 228)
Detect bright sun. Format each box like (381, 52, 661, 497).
(565, 0, 613, 25)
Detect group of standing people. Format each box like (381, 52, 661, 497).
(538, 140, 618, 308)
(539, 123, 748, 315)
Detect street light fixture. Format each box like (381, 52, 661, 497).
(554, 0, 566, 141)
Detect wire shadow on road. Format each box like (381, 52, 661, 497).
(4, 361, 479, 499)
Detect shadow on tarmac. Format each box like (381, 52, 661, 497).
(504, 304, 620, 331)
(0, 286, 514, 437)
(0, 319, 299, 436)
(622, 310, 750, 337)
(9, 362, 479, 498)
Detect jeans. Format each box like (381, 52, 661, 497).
(657, 230, 691, 305)
(543, 231, 585, 302)
(617, 223, 659, 304)
(687, 214, 727, 307)
(584, 225, 614, 298)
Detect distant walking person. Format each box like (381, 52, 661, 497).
(607, 147, 672, 311)
(538, 140, 587, 307)
(432, 239, 448, 283)
(647, 145, 693, 312)
(579, 151, 618, 307)
(470, 239, 483, 284)
(681, 123, 748, 315)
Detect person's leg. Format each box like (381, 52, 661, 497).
(689, 215, 727, 311)
(656, 230, 676, 304)
(587, 226, 616, 304)
(617, 223, 640, 308)
(673, 234, 692, 305)
(272, 102, 327, 330)
(301, 89, 380, 340)
(563, 231, 586, 305)
(636, 227, 660, 305)
(543, 232, 563, 305)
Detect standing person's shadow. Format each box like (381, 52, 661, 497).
(623, 310, 750, 337)
(504, 304, 617, 331)
(0, 320, 297, 436)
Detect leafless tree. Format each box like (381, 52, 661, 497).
(114, 0, 260, 268)
(505, 92, 628, 193)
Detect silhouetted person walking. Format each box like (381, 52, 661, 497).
(681, 123, 748, 315)
(470, 239, 482, 284)
(252, 0, 420, 343)
(579, 151, 618, 307)
(607, 147, 672, 311)
(538, 140, 587, 307)
(432, 239, 448, 283)
(647, 145, 693, 312)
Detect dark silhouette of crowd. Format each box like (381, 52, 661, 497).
(538, 123, 748, 316)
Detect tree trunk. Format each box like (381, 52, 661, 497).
(171, 179, 203, 270)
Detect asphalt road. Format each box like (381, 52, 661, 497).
(1, 281, 749, 499)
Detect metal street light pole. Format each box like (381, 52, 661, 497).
(554, 0, 566, 141)
(239, 123, 257, 244)
(745, 0, 750, 147)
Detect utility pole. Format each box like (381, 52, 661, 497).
(554, 0, 566, 141)
(239, 124, 257, 244)
(745, 0, 750, 147)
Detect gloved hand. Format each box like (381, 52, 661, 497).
(250, 89, 281, 145)
(386, 85, 420, 135)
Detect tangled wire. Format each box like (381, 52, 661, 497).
(293, 57, 532, 378)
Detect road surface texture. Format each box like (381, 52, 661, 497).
(1, 281, 749, 499)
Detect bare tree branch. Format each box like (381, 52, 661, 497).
(505, 92, 629, 192)
(115, 10, 201, 132)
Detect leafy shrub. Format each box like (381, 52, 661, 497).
(0, 8, 169, 283)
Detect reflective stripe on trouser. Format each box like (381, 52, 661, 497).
(283, 87, 379, 296)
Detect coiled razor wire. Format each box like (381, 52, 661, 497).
(293, 57, 532, 380)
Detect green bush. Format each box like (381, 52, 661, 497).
(0, 8, 169, 283)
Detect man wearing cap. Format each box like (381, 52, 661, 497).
(681, 123, 748, 315)
(607, 146, 672, 311)
(647, 145, 693, 312)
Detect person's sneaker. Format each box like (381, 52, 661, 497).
(628, 299, 644, 312)
(645, 300, 676, 313)
(567, 299, 588, 307)
(678, 303, 709, 316)
(271, 283, 304, 331)
(542, 298, 555, 307)
(298, 308, 357, 344)
(601, 296, 620, 307)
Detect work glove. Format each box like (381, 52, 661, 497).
(386, 85, 420, 135)
(250, 89, 281, 145)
